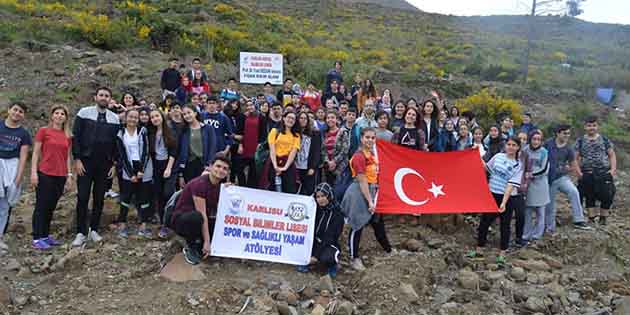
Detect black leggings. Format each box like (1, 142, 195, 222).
(32, 172, 66, 239)
(183, 158, 203, 183)
(172, 211, 215, 247)
(478, 193, 518, 250)
(298, 169, 317, 196)
(118, 179, 152, 224)
(234, 157, 257, 188)
(348, 215, 391, 259)
(267, 160, 298, 194)
(153, 159, 177, 225)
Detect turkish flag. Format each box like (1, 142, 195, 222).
(375, 140, 499, 214)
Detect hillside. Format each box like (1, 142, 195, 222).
(2, 1, 630, 315)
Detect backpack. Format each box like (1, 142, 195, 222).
(254, 128, 281, 176)
(163, 189, 183, 228)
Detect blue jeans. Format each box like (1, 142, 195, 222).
(523, 206, 545, 240)
(0, 196, 9, 238)
(545, 176, 585, 233)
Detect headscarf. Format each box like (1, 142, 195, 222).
(314, 183, 339, 213)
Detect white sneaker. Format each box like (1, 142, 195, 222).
(88, 230, 103, 242)
(0, 239, 8, 251)
(71, 233, 87, 247)
(105, 190, 119, 198)
(350, 258, 367, 271)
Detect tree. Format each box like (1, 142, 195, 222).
(520, 0, 586, 82)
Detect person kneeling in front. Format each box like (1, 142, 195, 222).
(297, 183, 344, 277)
(170, 155, 230, 265)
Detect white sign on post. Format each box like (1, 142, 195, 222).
(239, 52, 283, 85)
(211, 185, 316, 265)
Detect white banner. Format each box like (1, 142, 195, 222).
(211, 185, 316, 265)
(239, 52, 283, 85)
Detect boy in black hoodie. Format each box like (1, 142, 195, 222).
(297, 183, 344, 277)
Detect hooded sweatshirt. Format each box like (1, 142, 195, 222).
(313, 183, 345, 249)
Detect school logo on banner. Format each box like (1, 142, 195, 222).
(286, 202, 309, 222)
(211, 185, 316, 265)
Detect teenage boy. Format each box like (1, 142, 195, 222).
(0, 102, 31, 252)
(544, 124, 592, 232)
(160, 57, 181, 100)
(71, 87, 120, 246)
(201, 97, 234, 158)
(186, 58, 208, 82)
(263, 82, 278, 104)
(575, 116, 617, 225)
(277, 78, 296, 107)
(325, 61, 343, 93)
(266, 102, 284, 131)
(171, 155, 230, 265)
(219, 78, 241, 103)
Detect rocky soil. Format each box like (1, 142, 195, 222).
(1, 44, 630, 315)
(0, 169, 628, 315)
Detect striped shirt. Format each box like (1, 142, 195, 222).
(487, 153, 523, 195)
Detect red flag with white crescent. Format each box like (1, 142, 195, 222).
(375, 140, 499, 214)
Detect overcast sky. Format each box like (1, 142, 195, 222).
(407, 0, 629, 25)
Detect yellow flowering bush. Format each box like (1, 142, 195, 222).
(456, 89, 523, 128)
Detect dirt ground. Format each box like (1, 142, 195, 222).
(1, 170, 630, 315)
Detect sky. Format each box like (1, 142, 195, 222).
(407, 0, 630, 25)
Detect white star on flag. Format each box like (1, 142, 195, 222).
(428, 182, 445, 198)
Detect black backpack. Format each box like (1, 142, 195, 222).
(163, 190, 183, 228)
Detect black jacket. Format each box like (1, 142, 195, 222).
(72, 106, 120, 162)
(160, 68, 181, 91)
(115, 127, 151, 180)
(306, 130, 322, 171)
(314, 205, 344, 249)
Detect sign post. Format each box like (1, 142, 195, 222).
(239, 52, 283, 85)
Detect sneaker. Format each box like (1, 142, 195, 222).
(32, 239, 52, 250)
(71, 233, 87, 247)
(599, 216, 607, 226)
(88, 230, 103, 243)
(117, 227, 129, 239)
(350, 258, 367, 271)
(105, 190, 119, 198)
(182, 246, 201, 265)
(137, 228, 152, 238)
(327, 264, 338, 278)
(573, 222, 594, 230)
(296, 265, 309, 273)
(158, 227, 169, 239)
(0, 239, 8, 251)
(44, 235, 63, 246)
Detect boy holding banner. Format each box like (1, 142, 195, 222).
(170, 155, 231, 265)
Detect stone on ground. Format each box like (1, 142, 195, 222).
(159, 253, 206, 282)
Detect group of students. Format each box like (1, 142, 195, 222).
(0, 59, 617, 277)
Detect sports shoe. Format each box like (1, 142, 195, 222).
(117, 227, 129, 239)
(32, 239, 52, 250)
(158, 227, 169, 239)
(44, 235, 63, 246)
(296, 265, 309, 273)
(573, 222, 593, 230)
(88, 230, 103, 242)
(350, 258, 366, 271)
(599, 217, 607, 226)
(182, 246, 201, 265)
(137, 228, 152, 238)
(105, 190, 119, 198)
(71, 233, 87, 247)
(0, 239, 8, 251)
(327, 264, 338, 278)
